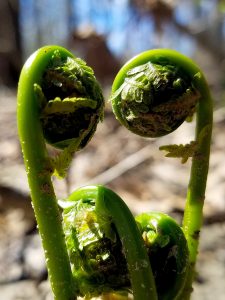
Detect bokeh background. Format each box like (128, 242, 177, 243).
(1, 0, 225, 299)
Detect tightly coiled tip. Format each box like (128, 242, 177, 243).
(59, 185, 129, 297)
(136, 212, 189, 300)
(21, 45, 104, 150)
(40, 48, 104, 149)
(111, 50, 200, 138)
(59, 185, 189, 299)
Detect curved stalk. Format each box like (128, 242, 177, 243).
(63, 185, 158, 300)
(180, 62, 213, 300)
(17, 45, 104, 299)
(111, 49, 213, 299)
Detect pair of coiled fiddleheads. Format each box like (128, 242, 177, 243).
(17, 45, 156, 300)
(17, 46, 213, 300)
(59, 185, 188, 300)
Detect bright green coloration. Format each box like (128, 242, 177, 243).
(111, 49, 213, 299)
(59, 185, 158, 300)
(135, 212, 189, 300)
(17, 45, 104, 300)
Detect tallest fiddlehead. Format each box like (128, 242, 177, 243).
(17, 45, 104, 299)
(111, 49, 213, 299)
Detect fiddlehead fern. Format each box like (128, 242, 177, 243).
(111, 51, 199, 138)
(136, 212, 188, 300)
(59, 185, 158, 300)
(17, 45, 104, 299)
(38, 50, 104, 150)
(59, 185, 189, 300)
(111, 49, 213, 299)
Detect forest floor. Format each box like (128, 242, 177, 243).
(0, 88, 225, 299)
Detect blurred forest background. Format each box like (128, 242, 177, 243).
(1, 0, 225, 299)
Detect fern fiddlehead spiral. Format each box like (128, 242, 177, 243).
(111, 50, 200, 138)
(17, 45, 104, 300)
(136, 212, 188, 300)
(59, 185, 157, 300)
(59, 185, 189, 300)
(111, 49, 213, 300)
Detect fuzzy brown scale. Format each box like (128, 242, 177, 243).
(40, 182, 52, 194)
(192, 230, 200, 240)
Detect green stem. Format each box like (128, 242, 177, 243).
(17, 46, 76, 300)
(180, 69, 213, 299)
(144, 50, 213, 299)
(111, 49, 213, 299)
(68, 185, 158, 300)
